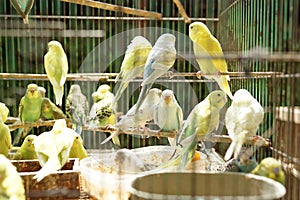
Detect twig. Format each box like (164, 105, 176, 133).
(172, 0, 191, 23)
(60, 0, 162, 19)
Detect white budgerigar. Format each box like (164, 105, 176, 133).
(154, 89, 183, 146)
(44, 40, 68, 106)
(134, 33, 176, 114)
(33, 119, 77, 182)
(224, 89, 264, 161)
(101, 88, 162, 145)
(113, 36, 152, 110)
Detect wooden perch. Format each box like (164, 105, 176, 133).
(7, 118, 271, 147)
(0, 73, 112, 81)
(60, 0, 162, 19)
(173, 0, 191, 23)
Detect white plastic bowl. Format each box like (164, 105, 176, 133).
(79, 146, 207, 200)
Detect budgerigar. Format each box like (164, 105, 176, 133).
(69, 134, 88, 160)
(10, 0, 34, 24)
(12, 135, 37, 160)
(0, 154, 25, 200)
(0, 118, 12, 158)
(114, 149, 149, 173)
(101, 88, 162, 145)
(89, 84, 120, 146)
(44, 40, 68, 106)
(0, 102, 10, 123)
(225, 147, 257, 173)
(251, 157, 285, 185)
(14, 83, 43, 145)
(154, 89, 183, 146)
(66, 84, 89, 134)
(38, 86, 46, 97)
(134, 33, 176, 114)
(41, 97, 66, 120)
(189, 21, 233, 100)
(224, 89, 264, 161)
(33, 119, 77, 182)
(163, 90, 227, 171)
(113, 36, 152, 110)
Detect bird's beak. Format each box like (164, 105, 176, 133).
(29, 89, 35, 95)
(164, 96, 171, 104)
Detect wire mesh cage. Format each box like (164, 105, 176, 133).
(0, 0, 299, 199)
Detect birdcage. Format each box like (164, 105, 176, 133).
(0, 0, 299, 199)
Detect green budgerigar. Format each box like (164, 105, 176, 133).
(33, 119, 77, 182)
(113, 36, 152, 110)
(163, 90, 227, 171)
(66, 84, 89, 134)
(44, 40, 68, 106)
(41, 97, 66, 120)
(0, 118, 12, 158)
(0, 154, 25, 200)
(14, 83, 43, 145)
(251, 157, 286, 185)
(10, 0, 34, 24)
(69, 134, 88, 160)
(189, 21, 233, 100)
(12, 134, 37, 160)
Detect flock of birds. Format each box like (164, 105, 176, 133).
(0, 21, 285, 199)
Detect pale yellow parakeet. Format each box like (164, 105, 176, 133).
(44, 40, 68, 106)
(33, 119, 77, 182)
(0, 154, 25, 200)
(113, 36, 152, 109)
(69, 134, 88, 160)
(189, 21, 233, 100)
(162, 90, 227, 171)
(12, 135, 37, 160)
(0, 118, 12, 158)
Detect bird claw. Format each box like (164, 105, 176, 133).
(166, 71, 174, 79)
(196, 71, 203, 79)
(251, 135, 267, 146)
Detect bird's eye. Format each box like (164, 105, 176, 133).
(249, 156, 253, 160)
(28, 139, 30, 142)
(190, 26, 193, 29)
(217, 93, 221, 96)
(76, 136, 79, 139)
(237, 158, 240, 162)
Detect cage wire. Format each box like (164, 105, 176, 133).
(0, 0, 299, 199)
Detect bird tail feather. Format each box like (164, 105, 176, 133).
(215, 77, 233, 100)
(53, 86, 64, 106)
(33, 157, 61, 182)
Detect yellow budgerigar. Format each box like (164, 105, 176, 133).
(113, 36, 152, 109)
(69, 134, 88, 160)
(0, 118, 12, 158)
(189, 21, 233, 100)
(44, 40, 68, 106)
(0, 154, 25, 200)
(12, 135, 37, 160)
